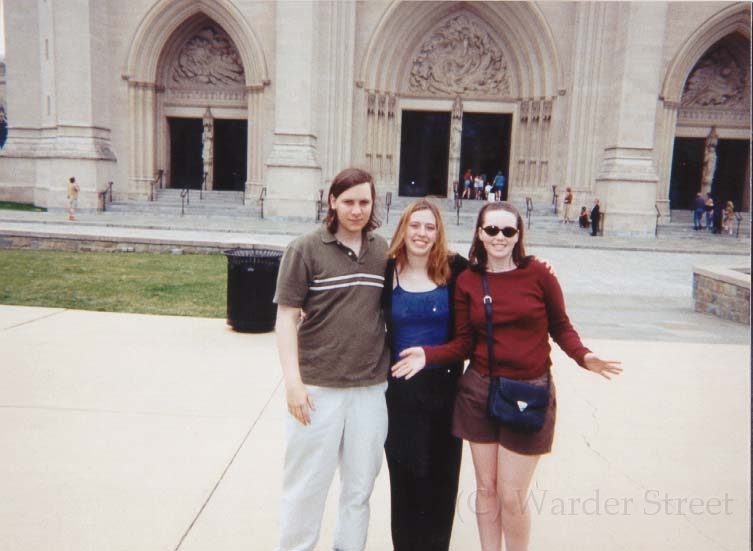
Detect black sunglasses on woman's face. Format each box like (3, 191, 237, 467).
(481, 225, 519, 238)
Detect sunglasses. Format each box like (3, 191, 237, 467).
(481, 225, 519, 238)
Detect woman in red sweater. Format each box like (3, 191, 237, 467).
(392, 202, 621, 551)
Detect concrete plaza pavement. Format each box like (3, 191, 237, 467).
(0, 209, 750, 550)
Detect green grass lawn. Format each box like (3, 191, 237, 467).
(0, 250, 227, 318)
(0, 201, 46, 212)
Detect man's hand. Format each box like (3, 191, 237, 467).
(286, 380, 315, 425)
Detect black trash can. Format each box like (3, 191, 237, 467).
(224, 248, 284, 333)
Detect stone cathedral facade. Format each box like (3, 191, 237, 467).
(0, 1, 749, 236)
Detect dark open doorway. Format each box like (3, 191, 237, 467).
(459, 113, 512, 200)
(713, 139, 749, 211)
(168, 117, 203, 190)
(214, 119, 248, 192)
(669, 137, 705, 210)
(399, 110, 450, 197)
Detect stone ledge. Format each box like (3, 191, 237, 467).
(693, 264, 750, 325)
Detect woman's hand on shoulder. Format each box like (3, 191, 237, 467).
(391, 347, 427, 380)
(583, 352, 623, 380)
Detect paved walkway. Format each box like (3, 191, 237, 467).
(0, 207, 750, 550)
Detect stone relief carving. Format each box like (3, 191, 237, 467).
(408, 15, 510, 96)
(171, 26, 244, 87)
(681, 47, 748, 109)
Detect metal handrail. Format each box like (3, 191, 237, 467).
(258, 186, 267, 219)
(180, 184, 190, 216)
(199, 172, 208, 200)
(98, 181, 114, 212)
(454, 182, 462, 226)
(315, 189, 324, 222)
(149, 169, 164, 202)
(551, 185, 558, 215)
(525, 197, 533, 229)
(655, 203, 661, 237)
(734, 212, 743, 238)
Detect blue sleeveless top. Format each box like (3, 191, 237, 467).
(390, 282, 450, 369)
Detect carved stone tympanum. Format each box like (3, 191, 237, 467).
(171, 26, 245, 87)
(681, 46, 747, 109)
(408, 15, 510, 96)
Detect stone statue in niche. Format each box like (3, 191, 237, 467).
(701, 126, 718, 193)
(682, 47, 747, 109)
(448, 96, 463, 191)
(409, 15, 509, 96)
(172, 26, 245, 86)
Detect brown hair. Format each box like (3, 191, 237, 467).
(323, 167, 380, 233)
(468, 202, 531, 272)
(387, 199, 451, 286)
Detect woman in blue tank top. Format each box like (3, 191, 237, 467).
(381, 199, 468, 551)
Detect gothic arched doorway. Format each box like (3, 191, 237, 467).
(158, 19, 248, 192)
(668, 33, 750, 212)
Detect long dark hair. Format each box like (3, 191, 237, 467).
(387, 199, 451, 286)
(468, 202, 531, 272)
(323, 167, 381, 233)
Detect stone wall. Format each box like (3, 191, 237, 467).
(693, 265, 750, 324)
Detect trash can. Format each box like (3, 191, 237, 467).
(224, 248, 284, 333)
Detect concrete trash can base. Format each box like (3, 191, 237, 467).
(224, 248, 283, 333)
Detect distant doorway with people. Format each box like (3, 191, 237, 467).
(712, 139, 749, 211)
(458, 113, 512, 200)
(669, 137, 705, 210)
(213, 119, 248, 192)
(168, 117, 204, 190)
(399, 110, 451, 197)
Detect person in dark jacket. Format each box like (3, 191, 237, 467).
(382, 198, 468, 551)
(590, 198, 601, 236)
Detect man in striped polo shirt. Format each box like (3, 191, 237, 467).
(273, 168, 389, 551)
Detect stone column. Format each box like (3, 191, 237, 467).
(654, 100, 679, 218)
(264, 0, 322, 218)
(564, 2, 609, 196)
(447, 96, 463, 195)
(700, 127, 718, 197)
(202, 108, 214, 191)
(593, 3, 668, 237)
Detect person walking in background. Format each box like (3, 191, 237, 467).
(562, 187, 574, 223)
(67, 177, 80, 221)
(693, 192, 706, 230)
(474, 175, 484, 200)
(462, 168, 472, 199)
(578, 206, 590, 229)
(392, 202, 621, 551)
(722, 200, 735, 235)
(590, 198, 601, 236)
(273, 167, 390, 551)
(493, 171, 506, 200)
(704, 193, 714, 231)
(382, 199, 468, 551)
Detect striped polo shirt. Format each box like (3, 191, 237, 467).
(274, 227, 390, 388)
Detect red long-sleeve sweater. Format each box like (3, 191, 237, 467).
(423, 258, 590, 379)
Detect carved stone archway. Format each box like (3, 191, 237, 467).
(123, 0, 269, 198)
(357, 1, 561, 199)
(156, 17, 248, 190)
(655, 3, 751, 215)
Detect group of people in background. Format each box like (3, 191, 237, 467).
(461, 169, 506, 202)
(272, 167, 620, 551)
(563, 186, 601, 236)
(693, 191, 736, 235)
